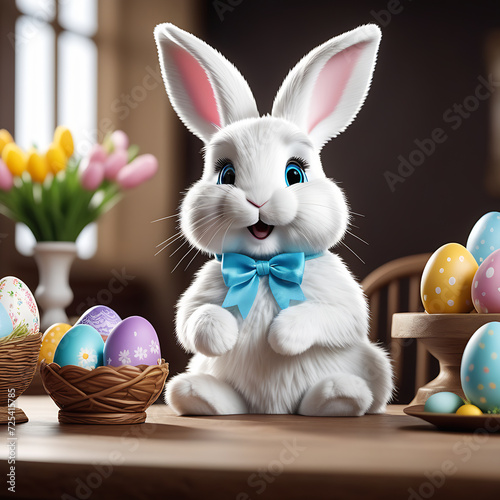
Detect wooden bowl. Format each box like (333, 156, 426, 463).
(404, 404, 500, 432)
(40, 360, 169, 424)
(392, 312, 500, 405)
(0, 332, 42, 424)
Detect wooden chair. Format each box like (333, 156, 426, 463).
(361, 253, 432, 403)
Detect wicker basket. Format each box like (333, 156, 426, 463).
(40, 360, 169, 424)
(0, 332, 43, 424)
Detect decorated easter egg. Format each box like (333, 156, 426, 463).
(75, 305, 121, 341)
(424, 392, 464, 413)
(104, 316, 161, 367)
(461, 321, 500, 412)
(0, 276, 39, 334)
(38, 323, 71, 364)
(471, 249, 500, 313)
(0, 303, 13, 338)
(420, 243, 477, 313)
(53, 324, 104, 369)
(466, 212, 500, 266)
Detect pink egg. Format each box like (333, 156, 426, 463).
(471, 248, 500, 313)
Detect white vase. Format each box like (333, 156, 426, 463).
(33, 242, 78, 330)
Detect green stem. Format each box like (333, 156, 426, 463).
(0, 156, 125, 242)
(63, 187, 95, 241)
(21, 176, 54, 241)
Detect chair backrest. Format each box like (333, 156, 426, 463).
(361, 253, 432, 403)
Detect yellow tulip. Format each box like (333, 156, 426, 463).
(0, 129, 14, 155)
(27, 149, 49, 183)
(45, 144, 67, 173)
(2, 142, 27, 176)
(53, 126, 74, 158)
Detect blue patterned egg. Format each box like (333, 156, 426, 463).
(461, 321, 500, 412)
(53, 324, 104, 370)
(467, 212, 500, 266)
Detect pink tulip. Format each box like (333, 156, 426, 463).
(103, 149, 128, 180)
(87, 144, 108, 164)
(0, 159, 13, 191)
(110, 130, 129, 151)
(116, 154, 158, 189)
(80, 160, 105, 190)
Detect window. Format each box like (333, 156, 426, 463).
(14, 0, 97, 154)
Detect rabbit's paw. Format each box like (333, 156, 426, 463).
(189, 304, 238, 356)
(298, 374, 373, 417)
(166, 373, 248, 415)
(268, 307, 315, 356)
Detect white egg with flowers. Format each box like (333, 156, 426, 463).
(0, 276, 39, 337)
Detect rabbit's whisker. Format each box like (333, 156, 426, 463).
(151, 213, 179, 223)
(168, 213, 223, 257)
(185, 218, 234, 271)
(155, 232, 185, 256)
(156, 230, 183, 248)
(220, 218, 234, 252)
(172, 216, 226, 273)
(171, 243, 197, 273)
(180, 209, 225, 235)
(156, 209, 225, 256)
(340, 241, 365, 264)
(169, 237, 191, 258)
(183, 247, 203, 272)
(345, 230, 369, 246)
(297, 197, 365, 219)
(299, 202, 346, 213)
(155, 236, 182, 256)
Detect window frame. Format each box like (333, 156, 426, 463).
(10, 0, 98, 151)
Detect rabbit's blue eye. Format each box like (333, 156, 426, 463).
(285, 163, 307, 186)
(217, 164, 235, 185)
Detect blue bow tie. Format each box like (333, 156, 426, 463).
(218, 252, 321, 319)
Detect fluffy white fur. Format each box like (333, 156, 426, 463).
(154, 23, 394, 416)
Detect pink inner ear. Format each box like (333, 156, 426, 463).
(171, 47, 221, 128)
(307, 42, 366, 133)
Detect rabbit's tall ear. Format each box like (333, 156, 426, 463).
(154, 23, 259, 143)
(272, 25, 381, 151)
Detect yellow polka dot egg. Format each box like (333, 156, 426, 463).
(421, 243, 478, 313)
(460, 321, 500, 412)
(38, 323, 71, 365)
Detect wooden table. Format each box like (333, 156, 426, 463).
(2, 396, 500, 499)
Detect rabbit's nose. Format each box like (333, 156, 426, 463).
(247, 198, 268, 208)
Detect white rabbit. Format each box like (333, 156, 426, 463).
(154, 23, 393, 416)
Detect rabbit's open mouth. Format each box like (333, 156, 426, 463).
(248, 220, 274, 240)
